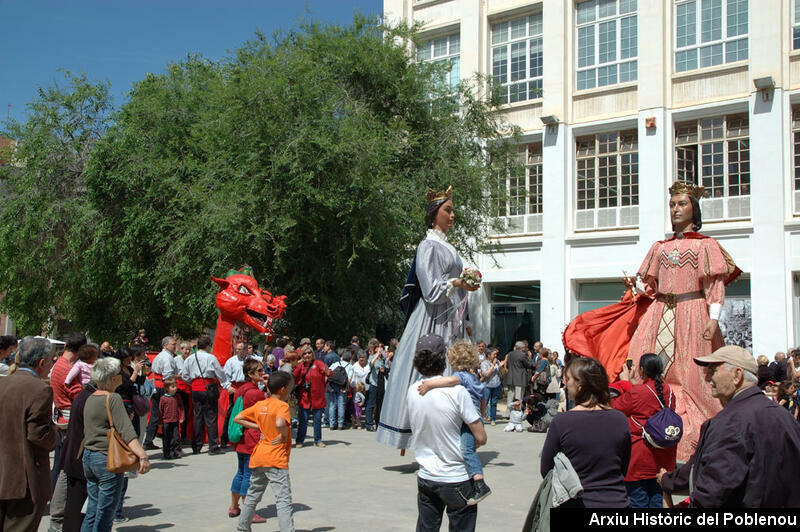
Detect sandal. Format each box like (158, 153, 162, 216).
(228, 507, 241, 518)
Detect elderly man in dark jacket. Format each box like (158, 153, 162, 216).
(0, 336, 58, 530)
(658, 345, 800, 507)
(503, 341, 536, 416)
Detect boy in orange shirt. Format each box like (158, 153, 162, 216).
(234, 371, 295, 532)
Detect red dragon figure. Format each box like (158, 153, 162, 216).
(211, 268, 287, 366)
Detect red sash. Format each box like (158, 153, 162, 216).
(191, 377, 217, 392)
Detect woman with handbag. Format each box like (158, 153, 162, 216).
(81, 357, 150, 532)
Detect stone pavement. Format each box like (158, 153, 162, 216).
(42, 421, 547, 532)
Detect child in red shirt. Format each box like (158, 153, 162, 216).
(159, 377, 184, 459)
(234, 371, 295, 531)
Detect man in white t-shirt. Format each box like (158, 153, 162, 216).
(406, 334, 486, 532)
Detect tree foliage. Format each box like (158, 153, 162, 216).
(1, 17, 518, 344)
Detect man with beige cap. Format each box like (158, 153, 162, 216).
(657, 345, 800, 507)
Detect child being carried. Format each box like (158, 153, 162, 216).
(417, 341, 491, 505)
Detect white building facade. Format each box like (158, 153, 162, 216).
(384, 0, 800, 357)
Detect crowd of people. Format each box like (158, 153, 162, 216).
(2, 329, 800, 531)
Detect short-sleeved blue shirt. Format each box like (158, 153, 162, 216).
(455, 371, 485, 410)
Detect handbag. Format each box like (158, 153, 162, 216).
(132, 383, 150, 417)
(105, 394, 139, 474)
(630, 386, 683, 449)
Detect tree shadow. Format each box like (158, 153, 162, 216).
(383, 462, 419, 474)
(256, 502, 312, 519)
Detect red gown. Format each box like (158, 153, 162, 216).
(565, 232, 740, 461)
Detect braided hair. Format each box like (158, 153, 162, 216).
(639, 353, 666, 407)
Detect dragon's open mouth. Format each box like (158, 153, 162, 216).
(246, 308, 268, 325)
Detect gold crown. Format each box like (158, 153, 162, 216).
(426, 185, 453, 203)
(669, 181, 704, 200)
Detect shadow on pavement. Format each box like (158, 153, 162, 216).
(256, 502, 311, 519)
(117, 525, 174, 532)
(296, 528, 335, 532)
(316, 440, 351, 446)
(479, 450, 514, 468)
(383, 462, 419, 474)
(122, 503, 162, 519)
(149, 461, 189, 469)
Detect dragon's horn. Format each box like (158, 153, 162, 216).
(211, 276, 229, 289)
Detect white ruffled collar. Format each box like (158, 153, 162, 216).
(426, 228, 448, 243)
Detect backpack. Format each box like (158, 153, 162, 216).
(227, 395, 245, 444)
(631, 386, 683, 449)
(328, 362, 349, 388)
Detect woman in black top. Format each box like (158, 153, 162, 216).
(540, 357, 631, 507)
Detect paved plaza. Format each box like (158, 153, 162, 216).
(42, 420, 546, 532)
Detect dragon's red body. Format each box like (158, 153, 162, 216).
(210, 272, 287, 365)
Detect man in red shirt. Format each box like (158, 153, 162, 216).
(47, 332, 86, 531)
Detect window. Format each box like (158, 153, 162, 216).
(794, 0, 800, 49)
(576, 0, 638, 90)
(497, 143, 543, 234)
(575, 130, 639, 230)
(491, 284, 540, 358)
(492, 14, 543, 104)
(417, 33, 460, 90)
(674, 113, 750, 221)
(674, 0, 748, 73)
(577, 282, 625, 314)
(792, 106, 800, 214)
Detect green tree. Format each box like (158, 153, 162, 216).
(3, 17, 518, 345)
(0, 72, 113, 336)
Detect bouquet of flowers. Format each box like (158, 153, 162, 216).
(460, 267, 482, 288)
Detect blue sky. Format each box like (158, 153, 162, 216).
(0, 0, 382, 125)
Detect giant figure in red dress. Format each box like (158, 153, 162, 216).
(565, 182, 741, 460)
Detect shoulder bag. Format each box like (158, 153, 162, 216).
(195, 352, 219, 401)
(105, 394, 139, 474)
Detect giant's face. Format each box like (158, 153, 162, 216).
(434, 199, 455, 232)
(669, 193, 693, 228)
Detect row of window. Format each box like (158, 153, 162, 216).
(495, 111, 773, 234)
(419, 0, 756, 103)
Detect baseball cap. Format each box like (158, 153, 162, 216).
(415, 334, 445, 356)
(693, 345, 757, 374)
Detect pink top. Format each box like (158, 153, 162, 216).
(65, 360, 93, 386)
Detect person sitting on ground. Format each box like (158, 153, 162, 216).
(611, 354, 677, 508)
(65, 344, 100, 387)
(407, 334, 486, 532)
(658, 345, 800, 507)
(234, 371, 296, 532)
(541, 357, 631, 508)
(418, 341, 491, 505)
(504, 401, 525, 433)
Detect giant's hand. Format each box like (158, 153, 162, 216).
(701, 319, 718, 341)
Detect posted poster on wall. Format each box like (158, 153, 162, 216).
(718, 298, 752, 353)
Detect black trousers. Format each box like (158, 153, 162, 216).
(416, 477, 477, 532)
(144, 388, 164, 444)
(191, 390, 219, 451)
(0, 492, 47, 532)
(63, 476, 88, 532)
(161, 422, 181, 458)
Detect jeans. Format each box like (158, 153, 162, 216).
(237, 467, 294, 532)
(116, 476, 128, 518)
(231, 452, 253, 496)
(626, 478, 663, 508)
(416, 477, 477, 532)
(296, 408, 323, 444)
(81, 449, 124, 532)
(144, 388, 164, 445)
(485, 386, 502, 421)
(460, 422, 482, 478)
(192, 390, 220, 451)
(365, 386, 377, 428)
(325, 389, 346, 428)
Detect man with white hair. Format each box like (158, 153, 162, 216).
(502, 341, 536, 415)
(658, 345, 800, 507)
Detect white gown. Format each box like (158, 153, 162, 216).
(375, 229, 469, 449)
